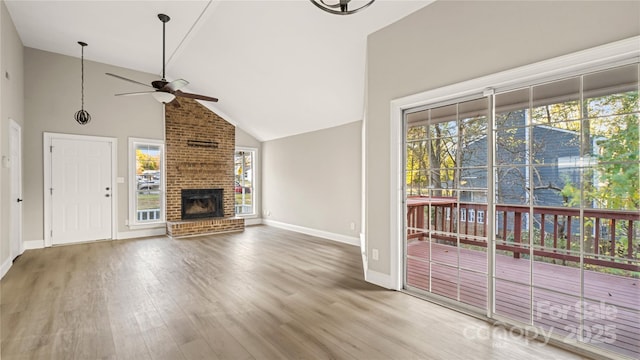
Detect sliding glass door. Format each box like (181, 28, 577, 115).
(403, 63, 639, 359)
(404, 97, 489, 312)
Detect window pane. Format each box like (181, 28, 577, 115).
(582, 65, 639, 211)
(459, 167, 487, 189)
(584, 64, 639, 118)
(531, 77, 581, 123)
(495, 88, 529, 120)
(235, 150, 255, 215)
(495, 166, 529, 205)
(406, 124, 428, 140)
(495, 125, 527, 166)
(531, 120, 581, 166)
(134, 142, 162, 223)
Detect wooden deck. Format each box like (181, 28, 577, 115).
(407, 240, 640, 359)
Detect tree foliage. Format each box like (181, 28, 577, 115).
(405, 89, 638, 211)
(586, 92, 639, 210)
(136, 149, 159, 174)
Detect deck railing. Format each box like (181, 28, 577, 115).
(407, 196, 640, 272)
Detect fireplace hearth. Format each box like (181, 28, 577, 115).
(181, 189, 224, 220)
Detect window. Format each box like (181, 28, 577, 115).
(129, 138, 164, 226)
(468, 209, 475, 223)
(460, 208, 466, 222)
(477, 210, 485, 224)
(235, 148, 256, 216)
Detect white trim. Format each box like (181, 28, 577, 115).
(43, 132, 118, 247)
(360, 232, 367, 275)
(234, 146, 258, 217)
(117, 227, 167, 240)
(389, 36, 640, 291)
(244, 218, 263, 226)
(1, 258, 12, 280)
(9, 119, 23, 260)
(263, 219, 360, 246)
(365, 268, 394, 289)
(24, 240, 44, 250)
(129, 137, 165, 227)
(389, 95, 404, 291)
(392, 36, 640, 112)
(362, 54, 369, 281)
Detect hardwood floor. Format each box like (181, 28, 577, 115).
(1, 225, 587, 359)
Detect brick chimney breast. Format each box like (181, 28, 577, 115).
(165, 98, 244, 237)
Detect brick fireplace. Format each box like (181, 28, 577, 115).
(165, 98, 244, 237)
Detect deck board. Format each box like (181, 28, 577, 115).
(406, 240, 640, 358)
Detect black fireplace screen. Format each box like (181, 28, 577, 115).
(181, 189, 224, 220)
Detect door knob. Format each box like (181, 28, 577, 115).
(105, 194, 110, 197)
(16, 198, 23, 202)
(106, 187, 110, 191)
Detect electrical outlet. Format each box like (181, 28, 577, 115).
(372, 248, 379, 261)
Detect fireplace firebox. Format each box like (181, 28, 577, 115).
(181, 189, 224, 220)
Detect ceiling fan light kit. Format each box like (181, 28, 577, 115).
(310, 0, 375, 15)
(106, 13, 218, 106)
(74, 41, 91, 125)
(152, 91, 176, 104)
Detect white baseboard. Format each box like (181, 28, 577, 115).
(263, 219, 359, 247)
(0, 257, 12, 279)
(117, 227, 167, 240)
(244, 218, 263, 226)
(365, 268, 395, 289)
(24, 240, 44, 250)
(25, 230, 166, 250)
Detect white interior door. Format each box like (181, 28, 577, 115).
(9, 120, 22, 260)
(50, 137, 113, 245)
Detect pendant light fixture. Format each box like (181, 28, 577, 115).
(74, 41, 91, 125)
(310, 0, 375, 15)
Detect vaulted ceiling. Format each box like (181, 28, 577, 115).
(6, 0, 432, 141)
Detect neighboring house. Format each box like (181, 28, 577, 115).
(461, 109, 589, 209)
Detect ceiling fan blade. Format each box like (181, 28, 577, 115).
(163, 79, 189, 92)
(115, 91, 156, 96)
(175, 90, 219, 102)
(106, 73, 154, 88)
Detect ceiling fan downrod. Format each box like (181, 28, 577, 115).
(158, 13, 170, 81)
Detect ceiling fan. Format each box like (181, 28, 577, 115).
(106, 13, 218, 106)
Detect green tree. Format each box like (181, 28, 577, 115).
(585, 92, 639, 210)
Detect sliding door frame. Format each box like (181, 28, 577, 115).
(389, 36, 639, 357)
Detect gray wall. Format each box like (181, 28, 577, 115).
(365, 1, 640, 276)
(0, 0, 24, 268)
(262, 121, 361, 239)
(23, 48, 163, 242)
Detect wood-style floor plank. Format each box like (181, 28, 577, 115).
(2, 225, 587, 359)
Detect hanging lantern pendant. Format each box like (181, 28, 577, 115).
(74, 41, 91, 125)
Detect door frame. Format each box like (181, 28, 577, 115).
(43, 132, 118, 247)
(9, 119, 23, 260)
(388, 36, 640, 292)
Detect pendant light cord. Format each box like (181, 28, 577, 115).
(74, 41, 91, 125)
(81, 44, 85, 110)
